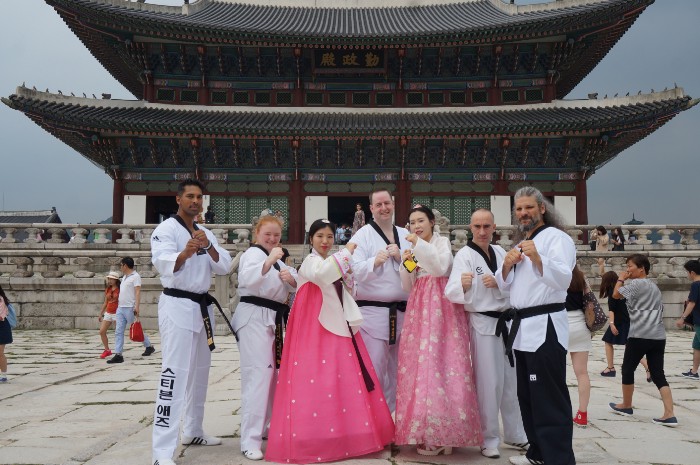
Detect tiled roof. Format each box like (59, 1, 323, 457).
(3, 87, 694, 139)
(48, 0, 650, 41)
(0, 210, 61, 224)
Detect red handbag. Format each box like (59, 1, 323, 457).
(130, 319, 145, 342)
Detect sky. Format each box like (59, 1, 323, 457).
(1, 0, 698, 225)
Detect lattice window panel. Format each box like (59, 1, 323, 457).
(249, 197, 269, 219)
(452, 197, 472, 225)
(277, 92, 292, 105)
(428, 92, 444, 105)
(229, 197, 248, 224)
(450, 92, 466, 105)
(210, 196, 228, 223)
(180, 90, 199, 103)
(411, 197, 431, 209)
(473, 196, 491, 211)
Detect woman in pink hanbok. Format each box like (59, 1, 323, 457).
(265, 219, 394, 464)
(395, 205, 482, 455)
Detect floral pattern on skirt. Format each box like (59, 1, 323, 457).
(395, 275, 482, 447)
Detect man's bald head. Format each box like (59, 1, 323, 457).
(470, 209, 496, 249)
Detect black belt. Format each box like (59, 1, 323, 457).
(495, 302, 565, 367)
(240, 295, 290, 369)
(356, 300, 407, 345)
(162, 288, 233, 352)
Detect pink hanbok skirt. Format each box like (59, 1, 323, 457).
(395, 275, 482, 447)
(265, 282, 394, 463)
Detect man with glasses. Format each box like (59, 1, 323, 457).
(106, 257, 155, 364)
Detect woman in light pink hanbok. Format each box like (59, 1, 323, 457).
(395, 205, 482, 455)
(265, 219, 394, 464)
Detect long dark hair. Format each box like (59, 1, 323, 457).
(600, 271, 619, 298)
(568, 265, 586, 293)
(0, 284, 9, 306)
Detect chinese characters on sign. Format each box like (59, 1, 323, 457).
(315, 50, 385, 72)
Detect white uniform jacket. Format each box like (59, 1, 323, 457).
(445, 243, 510, 336)
(151, 217, 232, 332)
(495, 227, 575, 352)
(233, 246, 298, 332)
(351, 223, 411, 340)
(399, 234, 453, 292)
(298, 248, 363, 337)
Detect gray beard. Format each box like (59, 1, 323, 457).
(518, 219, 538, 233)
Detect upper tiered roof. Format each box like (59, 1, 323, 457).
(46, 0, 653, 98)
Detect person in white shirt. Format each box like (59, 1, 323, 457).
(232, 215, 298, 460)
(496, 187, 576, 465)
(445, 209, 528, 459)
(106, 256, 155, 364)
(150, 180, 232, 465)
(351, 189, 411, 411)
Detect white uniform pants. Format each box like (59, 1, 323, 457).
(152, 315, 212, 461)
(359, 327, 400, 412)
(471, 325, 527, 450)
(237, 315, 276, 452)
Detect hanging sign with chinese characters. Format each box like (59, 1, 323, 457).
(314, 49, 385, 73)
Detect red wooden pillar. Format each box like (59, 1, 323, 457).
(575, 177, 588, 225)
(113, 178, 124, 225)
(395, 177, 409, 226)
(288, 178, 304, 243)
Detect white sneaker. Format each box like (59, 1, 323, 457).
(481, 447, 500, 458)
(153, 459, 176, 465)
(504, 441, 530, 451)
(244, 449, 264, 461)
(181, 435, 222, 446)
(509, 456, 532, 465)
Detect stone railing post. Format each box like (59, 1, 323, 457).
(24, 227, 41, 244)
(116, 227, 135, 244)
(657, 228, 675, 247)
(137, 228, 153, 244)
(106, 256, 123, 273)
(10, 257, 34, 277)
(633, 228, 652, 246)
(566, 228, 583, 246)
(137, 256, 157, 278)
(211, 228, 227, 245)
(496, 228, 513, 249)
(1, 228, 17, 243)
(70, 228, 89, 244)
(74, 257, 95, 278)
(451, 229, 469, 251)
(46, 227, 66, 243)
(93, 228, 111, 244)
(234, 228, 251, 247)
(41, 257, 66, 278)
(679, 228, 699, 246)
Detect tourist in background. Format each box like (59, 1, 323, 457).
(566, 266, 592, 428)
(351, 203, 365, 236)
(593, 225, 609, 275)
(599, 271, 651, 381)
(675, 259, 700, 380)
(445, 209, 526, 459)
(611, 227, 625, 251)
(97, 271, 120, 359)
(0, 285, 13, 383)
(150, 179, 232, 465)
(609, 254, 677, 427)
(106, 257, 155, 364)
(395, 205, 481, 456)
(204, 205, 215, 224)
(496, 186, 576, 465)
(265, 219, 393, 463)
(232, 215, 298, 460)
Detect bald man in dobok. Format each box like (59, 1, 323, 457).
(445, 209, 528, 460)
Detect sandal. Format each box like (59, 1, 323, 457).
(416, 445, 453, 456)
(646, 369, 653, 383)
(601, 367, 616, 377)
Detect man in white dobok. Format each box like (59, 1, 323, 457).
(150, 179, 232, 465)
(445, 209, 528, 459)
(351, 189, 411, 411)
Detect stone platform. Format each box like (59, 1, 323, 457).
(1, 328, 699, 465)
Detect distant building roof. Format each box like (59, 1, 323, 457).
(0, 209, 62, 224)
(623, 213, 644, 225)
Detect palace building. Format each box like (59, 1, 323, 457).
(4, 0, 697, 242)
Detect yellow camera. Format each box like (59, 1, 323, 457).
(402, 255, 418, 273)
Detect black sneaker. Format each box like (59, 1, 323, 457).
(106, 354, 124, 364)
(142, 346, 156, 356)
(682, 369, 699, 380)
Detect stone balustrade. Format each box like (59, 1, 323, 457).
(1, 223, 699, 331)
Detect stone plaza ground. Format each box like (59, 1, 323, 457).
(1, 328, 699, 465)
